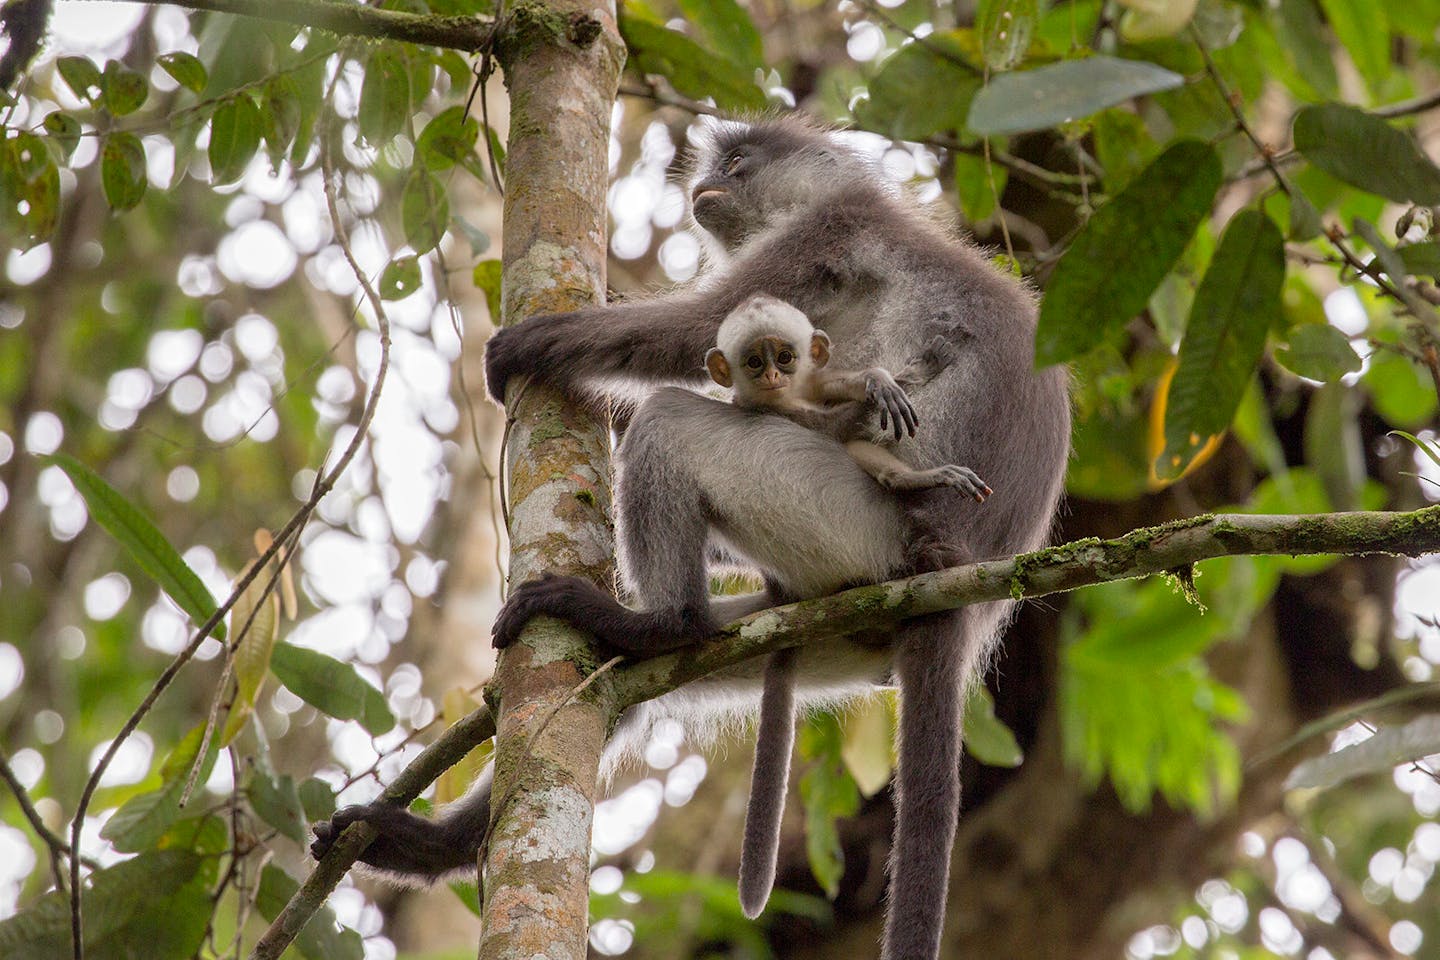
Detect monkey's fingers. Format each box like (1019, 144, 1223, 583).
(490, 573, 560, 648)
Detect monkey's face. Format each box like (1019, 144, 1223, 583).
(737, 336, 802, 400)
(689, 122, 846, 251)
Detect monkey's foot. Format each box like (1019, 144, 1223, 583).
(311, 803, 479, 878)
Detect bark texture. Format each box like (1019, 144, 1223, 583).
(479, 5, 626, 959)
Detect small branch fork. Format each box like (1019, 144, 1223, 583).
(251, 504, 1440, 950)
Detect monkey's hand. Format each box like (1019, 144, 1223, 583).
(931, 464, 992, 502)
(863, 368, 918, 441)
(483, 313, 572, 402)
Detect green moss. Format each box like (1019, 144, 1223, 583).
(574, 488, 596, 507)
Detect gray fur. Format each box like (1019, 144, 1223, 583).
(316, 116, 1070, 960)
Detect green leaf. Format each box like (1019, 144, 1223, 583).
(380, 255, 423, 300)
(358, 48, 411, 144)
(954, 151, 1007, 223)
(1273, 0, 1337, 98)
(56, 55, 102, 103)
(270, 643, 394, 735)
(101, 784, 186, 853)
(1274, 323, 1362, 382)
(967, 55, 1185, 135)
(840, 693, 895, 797)
(0, 851, 209, 960)
(416, 105, 479, 171)
(42, 454, 222, 638)
(261, 73, 302, 169)
(101, 60, 148, 116)
(298, 777, 337, 821)
(221, 560, 281, 746)
(676, 0, 763, 71)
(1292, 104, 1440, 205)
(472, 258, 503, 322)
(250, 770, 308, 844)
(158, 51, 208, 94)
(41, 112, 81, 161)
(401, 169, 448, 255)
(1036, 140, 1221, 365)
(1364, 348, 1439, 428)
(620, 13, 766, 112)
(100, 131, 147, 211)
(103, 723, 222, 852)
(451, 214, 491, 256)
(1159, 210, 1285, 479)
(854, 31, 982, 141)
(1, 133, 60, 247)
(978, 0, 1039, 71)
(963, 686, 1023, 767)
(1287, 714, 1440, 791)
(208, 94, 263, 184)
(1315, 0, 1389, 94)
(1398, 241, 1440, 279)
(1286, 187, 1324, 241)
(797, 715, 860, 899)
(256, 864, 365, 960)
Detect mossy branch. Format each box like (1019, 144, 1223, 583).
(110, 0, 496, 51)
(248, 706, 495, 960)
(613, 506, 1440, 706)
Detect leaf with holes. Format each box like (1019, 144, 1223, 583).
(978, 0, 1038, 71)
(1036, 140, 1221, 365)
(208, 94, 262, 184)
(1293, 104, 1440, 205)
(380, 256, 423, 301)
(56, 55, 102, 103)
(967, 55, 1184, 135)
(1158, 210, 1284, 480)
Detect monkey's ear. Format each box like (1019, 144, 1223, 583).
(705, 348, 732, 387)
(810, 331, 831, 368)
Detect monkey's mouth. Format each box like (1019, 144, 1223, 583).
(692, 187, 728, 210)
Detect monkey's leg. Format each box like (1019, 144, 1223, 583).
(739, 645, 799, 918)
(844, 441, 991, 501)
(311, 764, 494, 881)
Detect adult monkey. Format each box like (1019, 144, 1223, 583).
(316, 116, 1069, 960)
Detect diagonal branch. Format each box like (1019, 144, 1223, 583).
(110, 0, 496, 51)
(613, 506, 1440, 706)
(248, 705, 496, 960)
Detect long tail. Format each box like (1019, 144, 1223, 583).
(738, 647, 799, 918)
(881, 604, 995, 960)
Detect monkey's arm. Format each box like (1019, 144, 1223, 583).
(843, 441, 991, 502)
(812, 366, 917, 440)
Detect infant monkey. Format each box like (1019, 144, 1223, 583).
(706, 294, 991, 917)
(706, 295, 992, 500)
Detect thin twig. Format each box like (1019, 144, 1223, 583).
(96, 0, 496, 51)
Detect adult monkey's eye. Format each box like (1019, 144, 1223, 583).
(724, 152, 744, 175)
